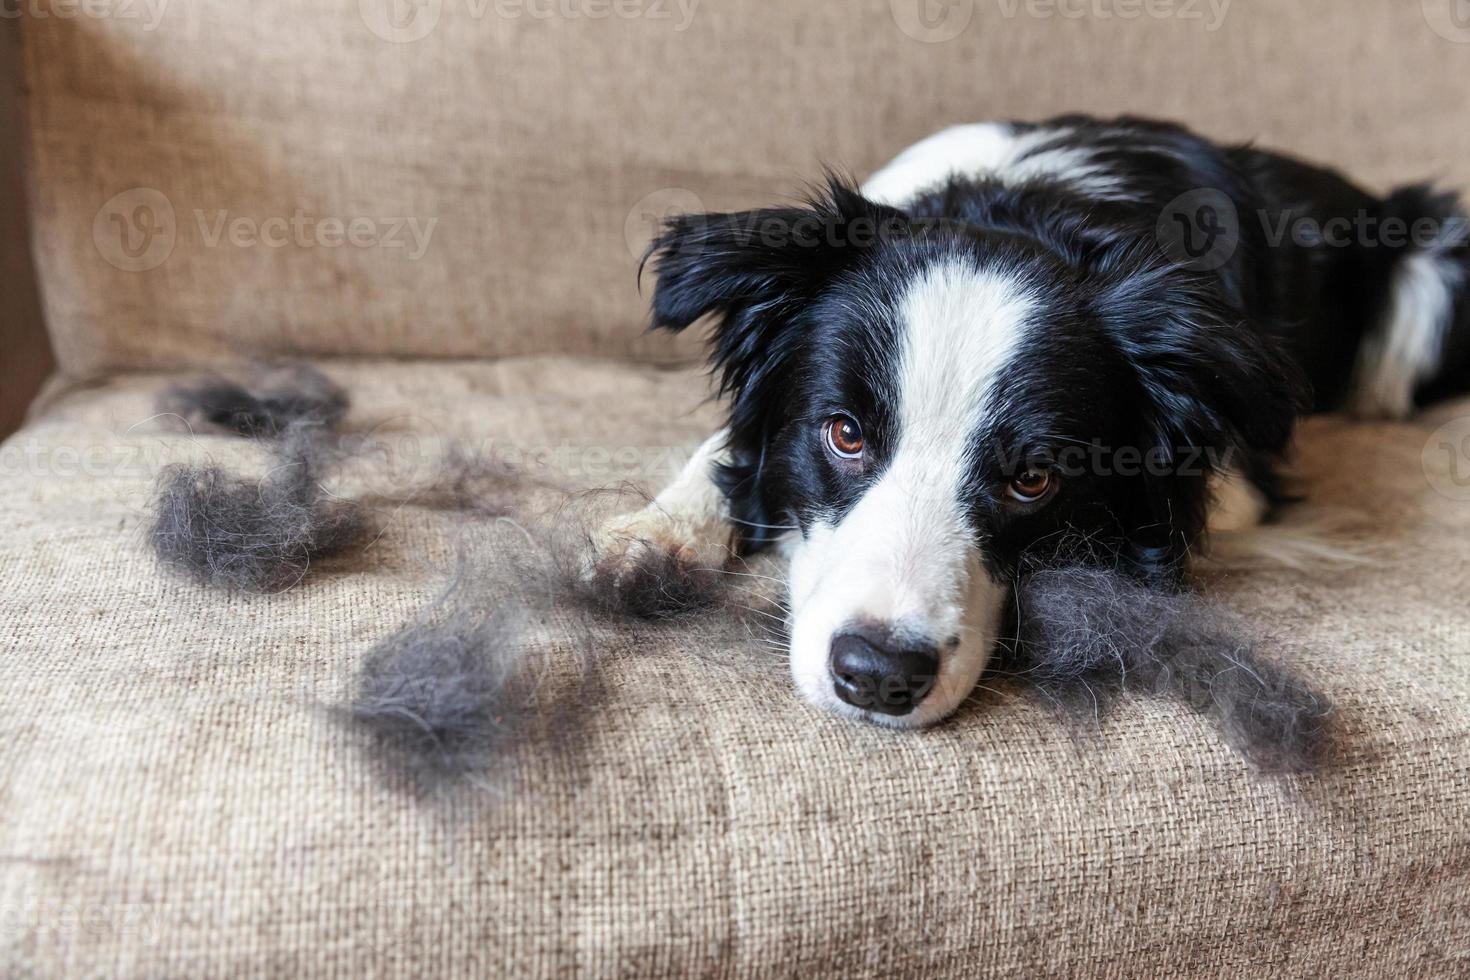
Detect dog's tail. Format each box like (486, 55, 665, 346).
(1201, 512, 1376, 574)
(1347, 184, 1469, 419)
(1197, 468, 1373, 572)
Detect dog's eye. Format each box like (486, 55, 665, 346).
(824, 415, 864, 459)
(1008, 468, 1054, 503)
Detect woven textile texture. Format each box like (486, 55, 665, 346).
(1, 359, 1467, 976)
(21, 1, 1470, 376)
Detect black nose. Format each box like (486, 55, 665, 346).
(829, 627, 939, 716)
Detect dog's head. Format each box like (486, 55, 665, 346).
(646, 180, 1300, 727)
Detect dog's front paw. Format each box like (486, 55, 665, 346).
(582, 509, 732, 619)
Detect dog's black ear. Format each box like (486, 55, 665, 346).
(1098, 257, 1308, 583)
(642, 179, 907, 554)
(643, 179, 907, 401)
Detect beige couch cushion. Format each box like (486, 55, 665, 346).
(22, 1, 1470, 377)
(2, 358, 1468, 976)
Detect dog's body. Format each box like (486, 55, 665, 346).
(596, 115, 1470, 727)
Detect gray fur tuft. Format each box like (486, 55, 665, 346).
(1009, 563, 1334, 773)
(577, 542, 728, 621)
(149, 428, 369, 593)
(161, 363, 348, 437)
(350, 611, 528, 787)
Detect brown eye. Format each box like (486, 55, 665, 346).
(1008, 468, 1054, 503)
(825, 415, 864, 459)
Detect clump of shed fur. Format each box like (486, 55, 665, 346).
(576, 536, 730, 621)
(149, 426, 369, 593)
(160, 363, 348, 437)
(1007, 559, 1334, 772)
(350, 611, 530, 786)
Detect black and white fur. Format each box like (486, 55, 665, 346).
(594, 115, 1470, 728)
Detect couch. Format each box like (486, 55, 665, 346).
(3, 2, 1469, 975)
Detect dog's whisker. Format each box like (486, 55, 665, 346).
(709, 567, 789, 587)
(725, 517, 800, 531)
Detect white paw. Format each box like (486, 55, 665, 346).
(585, 507, 733, 585)
(1207, 469, 1268, 534)
(579, 507, 734, 618)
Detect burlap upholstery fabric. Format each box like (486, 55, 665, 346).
(20, 1, 1470, 378)
(2, 359, 1469, 976)
(9, 0, 1470, 974)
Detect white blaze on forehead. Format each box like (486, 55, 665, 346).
(861, 122, 1130, 207)
(893, 257, 1037, 483)
(848, 255, 1035, 630)
(782, 258, 1036, 727)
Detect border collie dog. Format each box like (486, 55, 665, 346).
(594, 115, 1470, 728)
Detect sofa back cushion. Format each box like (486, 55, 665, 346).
(22, 0, 1470, 377)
